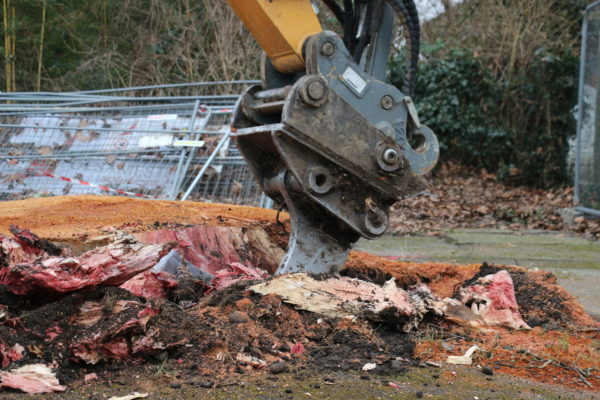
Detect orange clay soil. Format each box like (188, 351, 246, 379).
(0, 195, 288, 240)
(415, 326, 600, 391)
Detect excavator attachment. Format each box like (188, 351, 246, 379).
(227, 0, 439, 274)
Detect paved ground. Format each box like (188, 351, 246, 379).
(7, 366, 597, 399)
(356, 229, 600, 319)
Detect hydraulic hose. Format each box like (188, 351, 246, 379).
(353, 1, 375, 62)
(322, 0, 345, 25)
(385, 0, 420, 96)
(342, 0, 356, 53)
(321, 0, 420, 96)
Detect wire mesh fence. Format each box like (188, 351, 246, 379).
(576, 2, 600, 217)
(0, 81, 271, 207)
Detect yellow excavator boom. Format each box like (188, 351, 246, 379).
(225, 0, 322, 74)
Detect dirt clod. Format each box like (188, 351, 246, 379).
(269, 362, 289, 374)
(228, 311, 250, 324)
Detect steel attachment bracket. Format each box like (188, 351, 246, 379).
(231, 31, 439, 275)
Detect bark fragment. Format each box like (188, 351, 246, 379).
(0, 364, 66, 394)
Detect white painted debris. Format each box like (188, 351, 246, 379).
(362, 363, 377, 371)
(250, 273, 415, 329)
(0, 364, 66, 394)
(236, 353, 267, 368)
(446, 345, 480, 365)
(108, 392, 149, 400)
(84, 373, 98, 382)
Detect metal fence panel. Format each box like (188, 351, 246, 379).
(576, 1, 600, 216)
(0, 82, 270, 207)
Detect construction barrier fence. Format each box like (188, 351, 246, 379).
(577, 1, 600, 217)
(0, 81, 272, 208)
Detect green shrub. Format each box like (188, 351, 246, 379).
(389, 43, 578, 187)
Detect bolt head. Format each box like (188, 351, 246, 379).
(307, 81, 326, 101)
(364, 207, 388, 236)
(321, 41, 335, 57)
(381, 95, 394, 110)
(382, 148, 399, 164)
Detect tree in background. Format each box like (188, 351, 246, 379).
(388, 0, 589, 187)
(0, 0, 259, 92)
(0, 0, 591, 187)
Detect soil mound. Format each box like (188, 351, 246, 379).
(0, 196, 598, 393)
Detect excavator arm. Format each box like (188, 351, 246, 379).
(225, 0, 322, 74)
(225, 0, 439, 274)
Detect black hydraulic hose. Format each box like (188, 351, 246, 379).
(322, 0, 345, 25)
(352, 0, 363, 34)
(385, 0, 420, 96)
(324, 0, 420, 95)
(353, 1, 376, 62)
(402, 0, 421, 81)
(343, 0, 355, 53)
(351, 1, 364, 58)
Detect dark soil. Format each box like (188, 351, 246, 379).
(0, 280, 416, 388)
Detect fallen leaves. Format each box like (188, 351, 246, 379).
(390, 163, 600, 238)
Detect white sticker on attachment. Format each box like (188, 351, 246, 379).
(341, 66, 368, 95)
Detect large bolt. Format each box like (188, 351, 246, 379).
(300, 76, 328, 107)
(364, 207, 388, 236)
(376, 142, 404, 172)
(308, 166, 333, 194)
(307, 80, 326, 101)
(380, 95, 394, 110)
(320, 41, 335, 57)
(382, 148, 399, 165)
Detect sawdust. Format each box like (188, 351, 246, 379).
(0, 195, 288, 240)
(415, 326, 600, 391)
(343, 252, 481, 298)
